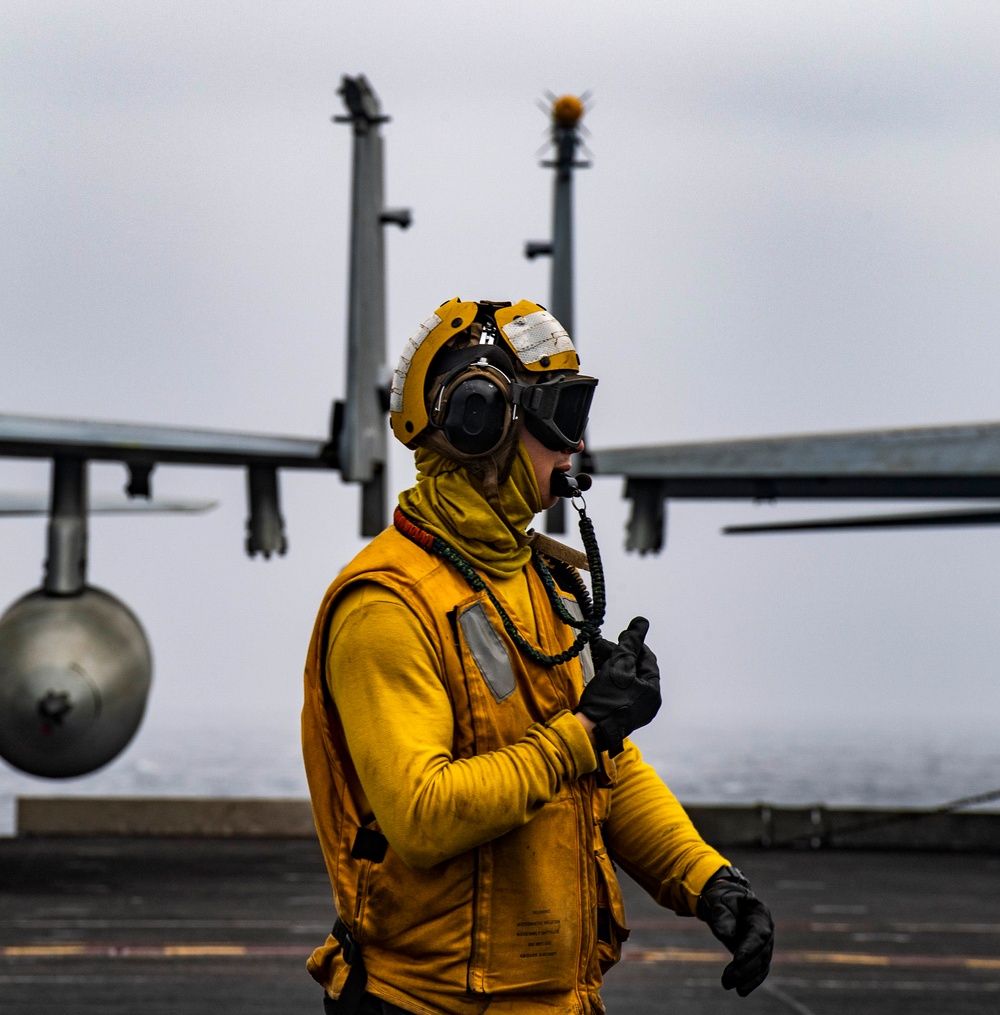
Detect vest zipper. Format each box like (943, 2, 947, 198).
(354, 858, 373, 928)
(467, 844, 486, 993)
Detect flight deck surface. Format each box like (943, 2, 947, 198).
(2, 836, 998, 1014)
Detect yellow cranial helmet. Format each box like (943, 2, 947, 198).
(389, 298, 595, 463)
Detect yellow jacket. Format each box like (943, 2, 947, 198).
(301, 524, 728, 1015)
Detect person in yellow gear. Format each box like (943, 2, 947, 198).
(302, 299, 773, 1015)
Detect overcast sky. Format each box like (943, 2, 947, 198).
(2, 1, 1000, 797)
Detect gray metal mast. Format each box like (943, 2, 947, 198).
(525, 95, 590, 533)
(334, 75, 411, 536)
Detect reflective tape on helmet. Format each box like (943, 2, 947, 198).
(500, 310, 574, 367)
(390, 312, 443, 414)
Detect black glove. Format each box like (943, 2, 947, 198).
(588, 634, 615, 672)
(576, 616, 660, 756)
(697, 866, 774, 997)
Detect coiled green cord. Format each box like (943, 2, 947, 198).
(394, 499, 606, 668)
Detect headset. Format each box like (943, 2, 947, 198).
(428, 336, 598, 459)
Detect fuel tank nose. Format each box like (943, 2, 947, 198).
(13, 662, 102, 739)
(0, 587, 152, 778)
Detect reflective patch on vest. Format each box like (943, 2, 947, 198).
(563, 598, 595, 684)
(458, 602, 516, 703)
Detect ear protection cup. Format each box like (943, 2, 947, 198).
(428, 344, 518, 458)
(440, 374, 510, 455)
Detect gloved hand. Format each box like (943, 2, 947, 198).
(576, 616, 660, 756)
(697, 866, 774, 997)
(587, 634, 615, 673)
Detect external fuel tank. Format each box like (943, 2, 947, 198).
(0, 587, 152, 778)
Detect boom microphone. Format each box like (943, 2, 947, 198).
(550, 470, 592, 499)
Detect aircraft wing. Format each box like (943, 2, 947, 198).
(0, 414, 334, 469)
(722, 505, 1000, 534)
(0, 492, 217, 516)
(587, 420, 1000, 552)
(0, 412, 337, 558)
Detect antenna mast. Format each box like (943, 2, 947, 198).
(334, 75, 411, 536)
(525, 94, 590, 533)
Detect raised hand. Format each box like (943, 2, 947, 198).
(576, 617, 660, 756)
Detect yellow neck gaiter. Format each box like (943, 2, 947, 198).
(397, 443, 542, 579)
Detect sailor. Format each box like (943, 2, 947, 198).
(302, 298, 773, 1014)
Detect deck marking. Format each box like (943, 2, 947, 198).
(4, 943, 1000, 971)
(162, 946, 247, 957)
(964, 957, 1000, 970)
(1, 943, 302, 958)
(3, 945, 86, 957)
(793, 951, 890, 966)
(622, 948, 1000, 970)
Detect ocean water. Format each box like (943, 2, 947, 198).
(3, 717, 998, 836)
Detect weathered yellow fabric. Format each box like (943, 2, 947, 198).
(322, 578, 726, 899)
(301, 441, 729, 1015)
(396, 443, 541, 578)
(325, 580, 564, 868)
(604, 741, 731, 916)
(302, 529, 606, 1015)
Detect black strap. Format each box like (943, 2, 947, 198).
(351, 827, 388, 863)
(332, 918, 368, 1015)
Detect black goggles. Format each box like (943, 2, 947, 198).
(510, 374, 598, 451)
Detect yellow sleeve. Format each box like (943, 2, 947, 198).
(327, 582, 597, 870)
(604, 740, 729, 917)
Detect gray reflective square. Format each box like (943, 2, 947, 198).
(458, 602, 516, 703)
(563, 599, 595, 685)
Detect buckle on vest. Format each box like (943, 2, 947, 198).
(332, 918, 360, 966)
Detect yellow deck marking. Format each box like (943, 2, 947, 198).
(4, 945, 86, 957)
(628, 948, 719, 963)
(794, 951, 890, 966)
(162, 946, 247, 957)
(965, 958, 1000, 970)
(624, 948, 1000, 970)
(5, 943, 997, 971)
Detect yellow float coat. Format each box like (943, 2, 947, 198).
(301, 528, 728, 1015)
